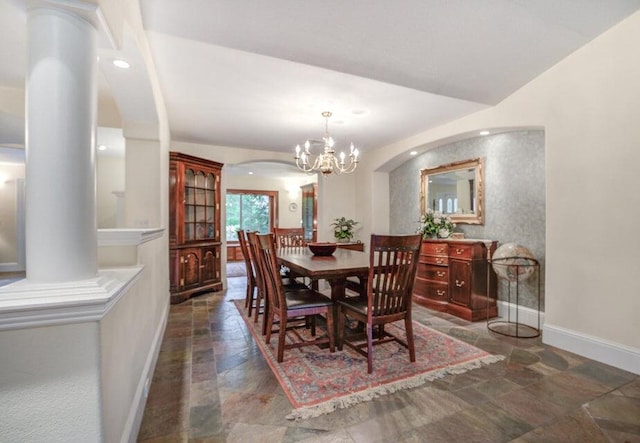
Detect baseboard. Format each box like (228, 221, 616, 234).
(496, 300, 545, 330)
(123, 297, 170, 443)
(543, 323, 640, 375)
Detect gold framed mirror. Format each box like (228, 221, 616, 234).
(420, 158, 484, 225)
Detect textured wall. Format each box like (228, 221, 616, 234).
(390, 130, 545, 309)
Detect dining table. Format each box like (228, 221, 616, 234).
(277, 247, 370, 335)
(277, 246, 370, 301)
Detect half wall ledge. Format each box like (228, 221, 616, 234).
(0, 266, 144, 330)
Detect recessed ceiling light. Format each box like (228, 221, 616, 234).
(480, 130, 490, 136)
(410, 151, 418, 156)
(98, 145, 107, 151)
(112, 59, 130, 69)
(248, 171, 254, 175)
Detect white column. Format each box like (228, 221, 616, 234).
(25, 5, 98, 282)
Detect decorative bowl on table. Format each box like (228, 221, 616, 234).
(307, 242, 337, 256)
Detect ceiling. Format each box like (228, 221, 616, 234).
(2, 1, 640, 167)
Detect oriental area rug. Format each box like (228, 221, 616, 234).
(233, 300, 504, 420)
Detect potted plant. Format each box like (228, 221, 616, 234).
(417, 208, 455, 239)
(331, 217, 358, 242)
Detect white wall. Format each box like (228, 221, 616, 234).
(225, 174, 314, 229)
(0, 322, 103, 442)
(125, 139, 161, 228)
(100, 238, 169, 443)
(316, 172, 359, 242)
(0, 163, 24, 263)
(96, 156, 125, 228)
(357, 11, 640, 373)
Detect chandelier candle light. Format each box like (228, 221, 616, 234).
(294, 111, 359, 175)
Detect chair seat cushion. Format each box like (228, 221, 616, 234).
(286, 289, 332, 309)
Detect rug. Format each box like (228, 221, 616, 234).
(233, 300, 504, 420)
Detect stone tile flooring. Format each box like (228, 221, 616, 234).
(138, 277, 640, 442)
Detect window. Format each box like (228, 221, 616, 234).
(226, 190, 277, 241)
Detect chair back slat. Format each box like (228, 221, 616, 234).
(247, 231, 267, 307)
(237, 229, 256, 286)
(273, 227, 306, 248)
(368, 234, 422, 317)
(256, 233, 285, 312)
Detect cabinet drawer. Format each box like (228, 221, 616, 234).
(421, 255, 449, 266)
(417, 263, 448, 282)
(421, 242, 448, 256)
(413, 277, 448, 301)
(423, 283, 449, 302)
(448, 244, 474, 260)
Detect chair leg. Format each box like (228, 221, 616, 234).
(253, 289, 262, 324)
(261, 296, 270, 336)
(326, 309, 335, 353)
(265, 310, 274, 346)
(337, 307, 345, 351)
(310, 315, 316, 336)
(277, 317, 287, 363)
(405, 316, 416, 363)
(366, 323, 374, 374)
(247, 286, 254, 317)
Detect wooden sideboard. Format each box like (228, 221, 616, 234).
(337, 241, 365, 252)
(413, 239, 498, 321)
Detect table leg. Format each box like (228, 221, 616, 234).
(327, 278, 346, 339)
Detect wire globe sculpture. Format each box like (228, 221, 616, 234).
(491, 243, 536, 282)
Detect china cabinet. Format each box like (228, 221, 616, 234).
(412, 239, 498, 321)
(169, 152, 223, 304)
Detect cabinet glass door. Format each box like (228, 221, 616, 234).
(184, 169, 217, 241)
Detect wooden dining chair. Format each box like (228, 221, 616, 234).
(337, 234, 422, 373)
(273, 226, 312, 287)
(236, 229, 258, 316)
(273, 227, 306, 248)
(246, 231, 307, 335)
(255, 233, 335, 363)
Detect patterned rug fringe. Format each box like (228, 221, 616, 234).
(286, 353, 505, 421)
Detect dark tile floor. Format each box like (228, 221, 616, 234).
(138, 277, 640, 442)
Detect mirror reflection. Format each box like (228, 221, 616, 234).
(420, 158, 484, 225)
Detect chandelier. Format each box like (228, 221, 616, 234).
(294, 111, 359, 175)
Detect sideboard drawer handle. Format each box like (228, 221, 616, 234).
(436, 271, 445, 277)
(456, 248, 464, 255)
(455, 280, 465, 287)
(436, 258, 444, 264)
(436, 290, 445, 296)
(436, 247, 445, 253)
